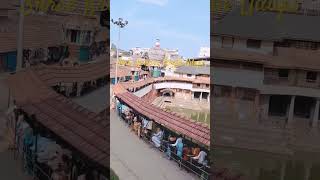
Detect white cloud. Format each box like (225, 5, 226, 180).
(136, 0, 169, 6)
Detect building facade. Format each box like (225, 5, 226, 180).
(0, 0, 109, 72)
(213, 6, 320, 153)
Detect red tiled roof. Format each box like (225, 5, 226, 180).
(112, 84, 127, 95)
(33, 58, 108, 86)
(116, 92, 210, 146)
(7, 69, 59, 105)
(7, 68, 109, 168)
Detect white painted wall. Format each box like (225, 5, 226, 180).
(182, 74, 195, 79)
(213, 36, 274, 55)
(154, 82, 193, 90)
(233, 38, 273, 54)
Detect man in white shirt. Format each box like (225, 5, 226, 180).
(192, 150, 207, 166)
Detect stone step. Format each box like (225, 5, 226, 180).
(214, 127, 287, 142)
(214, 120, 286, 134)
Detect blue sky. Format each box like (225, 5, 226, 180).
(110, 0, 210, 58)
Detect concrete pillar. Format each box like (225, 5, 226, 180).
(231, 87, 239, 120)
(254, 91, 260, 121)
(264, 95, 270, 118)
(192, 92, 194, 100)
(207, 93, 210, 102)
(312, 99, 320, 128)
(304, 163, 311, 180)
(200, 92, 202, 102)
(280, 161, 286, 180)
(287, 95, 296, 126)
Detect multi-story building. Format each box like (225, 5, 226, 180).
(212, 6, 320, 179)
(0, 0, 109, 72)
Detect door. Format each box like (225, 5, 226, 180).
(0, 54, 7, 72)
(79, 46, 89, 62)
(6, 52, 17, 72)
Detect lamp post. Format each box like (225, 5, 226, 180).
(111, 18, 128, 84)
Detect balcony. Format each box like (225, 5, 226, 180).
(263, 76, 293, 86)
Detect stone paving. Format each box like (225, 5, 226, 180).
(110, 110, 199, 180)
(72, 86, 107, 113)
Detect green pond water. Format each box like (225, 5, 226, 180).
(165, 106, 210, 125)
(214, 147, 320, 180)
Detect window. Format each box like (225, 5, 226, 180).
(206, 84, 209, 88)
(306, 71, 317, 82)
(187, 74, 192, 77)
(197, 83, 201, 87)
(222, 37, 234, 48)
(278, 69, 289, 78)
(70, 30, 78, 43)
(247, 39, 261, 49)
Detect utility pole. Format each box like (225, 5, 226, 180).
(16, 0, 24, 71)
(111, 18, 128, 84)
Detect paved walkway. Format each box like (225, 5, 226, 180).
(72, 86, 107, 113)
(110, 110, 198, 180)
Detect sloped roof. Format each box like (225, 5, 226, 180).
(7, 69, 59, 105)
(33, 58, 108, 85)
(175, 66, 210, 75)
(116, 92, 210, 146)
(113, 77, 211, 146)
(7, 67, 109, 169)
(213, 8, 320, 42)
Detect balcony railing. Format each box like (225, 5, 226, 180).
(263, 76, 292, 85)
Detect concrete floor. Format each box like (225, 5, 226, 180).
(110, 110, 199, 180)
(72, 86, 108, 113)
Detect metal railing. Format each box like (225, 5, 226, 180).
(118, 112, 211, 180)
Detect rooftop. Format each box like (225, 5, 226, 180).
(175, 66, 210, 75)
(7, 65, 109, 169)
(213, 8, 320, 42)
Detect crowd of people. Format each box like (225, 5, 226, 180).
(117, 101, 211, 179)
(5, 101, 108, 180)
